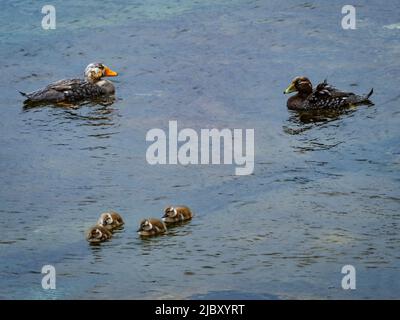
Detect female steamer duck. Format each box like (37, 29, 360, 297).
(283, 76, 373, 111)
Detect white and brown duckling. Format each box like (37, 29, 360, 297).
(284, 76, 373, 111)
(86, 225, 112, 243)
(20, 62, 118, 104)
(137, 218, 167, 237)
(162, 206, 193, 224)
(97, 211, 124, 231)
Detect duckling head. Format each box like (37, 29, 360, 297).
(97, 212, 113, 229)
(284, 76, 312, 95)
(137, 219, 153, 232)
(86, 226, 106, 243)
(162, 206, 178, 221)
(84, 63, 118, 83)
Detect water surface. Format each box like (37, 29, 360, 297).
(0, 0, 399, 299)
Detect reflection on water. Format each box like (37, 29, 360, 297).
(283, 108, 359, 134)
(0, 0, 399, 300)
(22, 96, 116, 111)
(282, 107, 367, 154)
(21, 100, 120, 138)
(293, 108, 357, 125)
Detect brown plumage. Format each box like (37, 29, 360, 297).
(284, 76, 373, 111)
(137, 218, 167, 236)
(97, 211, 124, 231)
(86, 225, 112, 243)
(162, 206, 193, 224)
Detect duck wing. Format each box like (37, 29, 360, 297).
(304, 80, 373, 110)
(51, 79, 106, 101)
(20, 79, 85, 103)
(48, 79, 83, 91)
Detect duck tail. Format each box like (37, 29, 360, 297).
(19, 91, 27, 97)
(366, 88, 374, 99)
(352, 88, 374, 106)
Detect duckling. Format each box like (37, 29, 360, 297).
(162, 206, 193, 224)
(137, 218, 167, 237)
(97, 211, 124, 231)
(86, 225, 112, 243)
(19, 62, 118, 104)
(284, 76, 373, 111)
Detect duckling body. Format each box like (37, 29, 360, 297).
(137, 218, 167, 237)
(284, 77, 373, 111)
(97, 211, 124, 231)
(162, 206, 193, 224)
(20, 63, 118, 104)
(86, 225, 112, 243)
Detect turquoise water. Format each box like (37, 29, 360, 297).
(0, 0, 399, 299)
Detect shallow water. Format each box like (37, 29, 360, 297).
(0, 0, 399, 299)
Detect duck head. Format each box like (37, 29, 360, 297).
(86, 226, 111, 243)
(163, 207, 178, 220)
(97, 212, 114, 229)
(284, 76, 313, 95)
(137, 219, 153, 232)
(84, 63, 118, 83)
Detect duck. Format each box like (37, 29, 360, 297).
(97, 211, 124, 231)
(137, 218, 167, 237)
(19, 62, 118, 104)
(162, 206, 193, 224)
(86, 225, 112, 243)
(283, 76, 373, 111)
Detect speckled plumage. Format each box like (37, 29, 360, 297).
(20, 63, 117, 104)
(284, 77, 373, 111)
(21, 79, 111, 103)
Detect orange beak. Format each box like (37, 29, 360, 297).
(104, 66, 118, 77)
